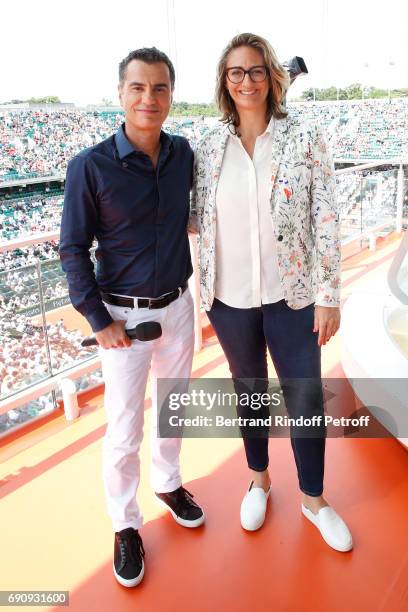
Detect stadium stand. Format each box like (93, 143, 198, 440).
(0, 193, 63, 239)
(1, 98, 407, 182)
(0, 240, 60, 270)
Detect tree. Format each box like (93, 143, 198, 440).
(171, 101, 218, 117)
(28, 96, 61, 104)
(300, 84, 408, 101)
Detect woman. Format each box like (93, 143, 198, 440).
(190, 33, 353, 552)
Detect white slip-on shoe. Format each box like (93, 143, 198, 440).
(301, 503, 353, 552)
(240, 481, 271, 531)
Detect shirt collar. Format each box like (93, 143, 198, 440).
(114, 123, 172, 160)
(115, 123, 135, 159)
(227, 115, 275, 141)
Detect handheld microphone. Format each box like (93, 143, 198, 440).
(81, 321, 162, 347)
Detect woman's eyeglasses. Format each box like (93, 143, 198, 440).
(226, 65, 268, 84)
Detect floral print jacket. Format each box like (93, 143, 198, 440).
(189, 115, 341, 311)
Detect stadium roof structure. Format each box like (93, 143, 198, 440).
(0, 174, 65, 189)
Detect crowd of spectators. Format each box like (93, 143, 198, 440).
(288, 99, 408, 159)
(0, 110, 122, 181)
(0, 193, 63, 240)
(0, 240, 60, 270)
(0, 313, 96, 400)
(1, 246, 67, 313)
(0, 278, 67, 311)
(1, 99, 407, 182)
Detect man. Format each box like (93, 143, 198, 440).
(59, 47, 204, 588)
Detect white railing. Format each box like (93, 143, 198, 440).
(0, 356, 100, 417)
(0, 231, 59, 252)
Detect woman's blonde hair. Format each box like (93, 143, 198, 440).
(215, 33, 290, 130)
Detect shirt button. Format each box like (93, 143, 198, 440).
(277, 235, 283, 241)
(122, 162, 128, 168)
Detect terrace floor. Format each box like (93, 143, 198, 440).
(1, 233, 407, 612)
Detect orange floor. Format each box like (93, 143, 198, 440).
(1, 234, 407, 612)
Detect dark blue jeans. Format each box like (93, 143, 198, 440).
(207, 298, 326, 497)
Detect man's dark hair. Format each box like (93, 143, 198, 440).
(119, 47, 175, 89)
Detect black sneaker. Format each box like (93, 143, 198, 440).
(155, 486, 205, 527)
(113, 528, 145, 587)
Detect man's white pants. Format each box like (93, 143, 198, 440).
(100, 289, 194, 532)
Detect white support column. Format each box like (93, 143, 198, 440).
(60, 378, 79, 420)
(396, 163, 404, 233)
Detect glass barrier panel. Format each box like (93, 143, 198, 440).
(338, 168, 399, 243)
(40, 258, 98, 376)
(0, 391, 56, 437)
(361, 169, 397, 232)
(337, 173, 363, 240)
(0, 263, 52, 400)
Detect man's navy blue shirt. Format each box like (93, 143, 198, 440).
(59, 124, 194, 332)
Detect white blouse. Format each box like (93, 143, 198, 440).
(214, 117, 284, 308)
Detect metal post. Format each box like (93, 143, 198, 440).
(36, 259, 53, 377)
(388, 60, 395, 103)
(377, 173, 383, 207)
